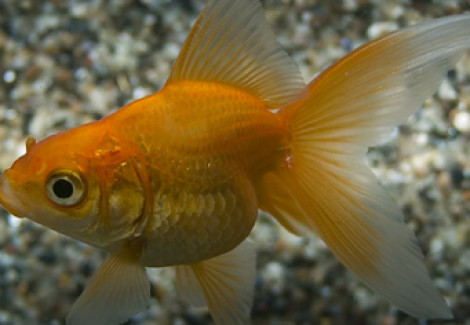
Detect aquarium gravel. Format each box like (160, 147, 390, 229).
(0, 0, 469, 324)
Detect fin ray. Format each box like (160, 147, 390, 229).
(280, 15, 470, 145)
(175, 241, 256, 324)
(168, 0, 305, 108)
(67, 244, 150, 325)
(257, 172, 311, 236)
(260, 14, 470, 319)
(264, 160, 452, 318)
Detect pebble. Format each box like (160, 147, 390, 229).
(342, 0, 358, 12)
(367, 22, 399, 40)
(439, 79, 458, 101)
(354, 287, 376, 310)
(262, 262, 286, 294)
(459, 250, 470, 269)
(453, 110, 470, 134)
(2, 70, 16, 84)
(430, 237, 444, 258)
(0, 0, 469, 324)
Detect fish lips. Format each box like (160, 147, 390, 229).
(0, 170, 28, 219)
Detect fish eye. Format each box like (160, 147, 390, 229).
(46, 169, 86, 206)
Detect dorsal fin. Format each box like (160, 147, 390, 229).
(167, 0, 305, 109)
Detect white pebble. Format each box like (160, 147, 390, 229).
(3, 70, 16, 83)
(432, 152, 447, 170)
(250, 216, 279, 247)
(385, 169, 408, 184)
(7, 214, 22, 229)
(70, 3, 89, 18)
(342, 0, 358, 12)
(263, 262, 285, 294)
(0, 252, 14, 267)
(29, 109, 51, 138)
(74, 67, 89, 80)
(303, 239, 321, 259)
(387, 5, 405, 19)
(413, 132, 428, 146)
(354, 287, 376, 310)
(265, 262, 284, 281)
(32, 79, 50, 94)
(429, 237, 444, 257)
(0, 311, 12, 324)
(411, 154, 429, 177)
(164, 42, 181, 59)
(444, 228, 460, 248)
(4, 109, 16, 121)
(132, 87, 151, 100)
(399, 160, 413, 176)
(453, 111, 470, 133)
(438, 79, 457, 101)
(367, 22, 398, 40)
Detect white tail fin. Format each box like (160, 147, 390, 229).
(258, 14, 470, 318)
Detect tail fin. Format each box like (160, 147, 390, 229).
(258, 15, 470, 318)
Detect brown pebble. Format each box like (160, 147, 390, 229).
(464, 189, 470, 202)
(0, 32, 7, 49)
(380, 315, 397, 325)
(58, 274, 71, 289)
(437, 171, 451, 194)
(55, 67, 73, 84)
(23, 65, 41, 82)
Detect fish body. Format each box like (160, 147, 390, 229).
(3, 81, 286, 265)
(106, 81, 286, 266)
(0, 0, 470, 324)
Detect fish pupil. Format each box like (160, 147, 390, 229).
(53, 179, 74, 199)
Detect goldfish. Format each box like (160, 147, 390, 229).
(0, 0, 469, 323)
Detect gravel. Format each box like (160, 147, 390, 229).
(0, 0, 469, 324)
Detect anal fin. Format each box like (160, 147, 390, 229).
(175, 241, 256, 325)
(257, 172, 312, 237)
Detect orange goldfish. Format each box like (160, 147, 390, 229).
(0, 0, 469, 323)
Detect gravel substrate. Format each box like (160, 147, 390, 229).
(0, 0, 469, 324)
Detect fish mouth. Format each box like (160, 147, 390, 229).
(0, 170, 25, 218)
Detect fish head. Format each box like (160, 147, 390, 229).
(0, 122, 147, 248)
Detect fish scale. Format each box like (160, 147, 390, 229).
(141, 181, 253, 266)
(103, 81, 287, 266)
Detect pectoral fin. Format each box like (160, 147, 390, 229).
(67, 244, 150, 325)
(175, 241, 256, 325)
